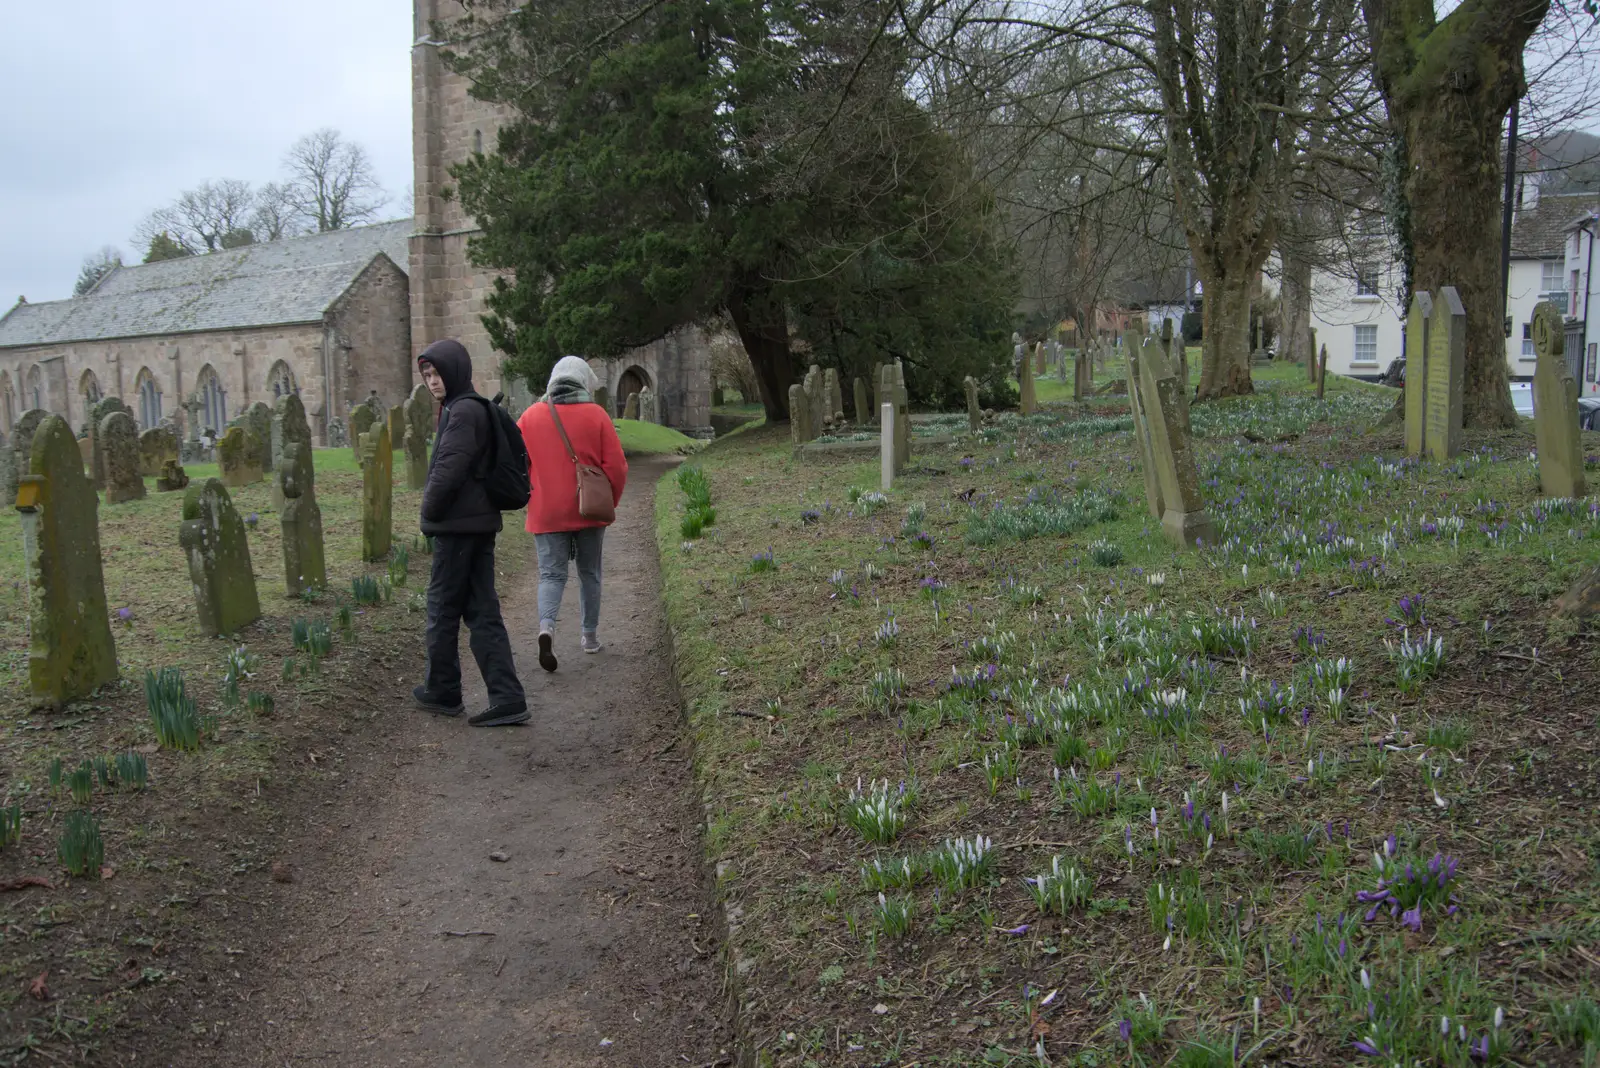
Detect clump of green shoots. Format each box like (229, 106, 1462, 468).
(843, 779, 910, 843)
(926, 835, 994, 892)
(351, 575, 382, 605)
(145, 667, 206, 751)
(872, 891, 913, 939)
(221, 645, 258, 705)
(1385, 628, 1444, 695)
(388, 545, 410, 587)
(1089, 538, 1124, 567)
(57, 810, 104, 877)
(115, 751, 149, 790)
(0, 802, 21, 850)
(1026, 855, 1093, 916)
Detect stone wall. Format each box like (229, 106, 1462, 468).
(330, 256, 415, 420)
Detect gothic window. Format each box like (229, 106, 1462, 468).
(473, 128, 483, 154)
(196, 366, 227, 434)
(25, 365, 43, 411)
(79, 370, 102, 411)
(136, 368, 162, 429)
(268, 360, 298, 399)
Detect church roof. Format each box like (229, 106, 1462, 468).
(0, 219, 413, 349)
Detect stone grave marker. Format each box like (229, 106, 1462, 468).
(138, 426, 179, 478)
(1423, 286, 1466, 461)
(823, 368, 844, 422)
(101, 411, 146, 504)
(880, 402, 895, 490)
(1074, 346, 1090, 401)
(1403, 290, 1432, 457)
(878, 361, 909, 472)
(327, 418, 348, 449)
(638, 386, 658, 425)
(1531, 301, 1587, 498)
(278, 441, 327, 596)
(89, 397, 132, 490)
(360, 420, 393, 562)
(1035, 342, 1047, 375)
(1132, 333, 1215, 548)
(157, 459, 189, 492)
(404, 384, 434, 490)
(271, 394, 313, 510)
(594, 384, 610, 415)
(387, 405, 407, 454)
(854, 377, 869, 424)
(964, 375, 981, 433)
(1019, 339, 1037, 415)
(1316, 344, 1328, 400)
(788, 385, 813, 445)
(4, 409, 50, 505)
(621, 388, 640, 420)
(179, 479, 261, 636)
(1126, 336, 1164, 521)
(349, 402, 378, 462)
(218, 426, 262, 487)
(241, 402, 273, 473)
(15, 415, 118, 707)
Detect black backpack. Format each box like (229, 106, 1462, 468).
(467, 394, 531, 511)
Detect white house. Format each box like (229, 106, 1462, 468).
(1563, 207, 1599, 397)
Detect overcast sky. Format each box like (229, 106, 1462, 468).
(0, 0, 412, 307)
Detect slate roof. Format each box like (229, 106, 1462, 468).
(1510, 193, 1598, 259)
(0, 220, 413, 349)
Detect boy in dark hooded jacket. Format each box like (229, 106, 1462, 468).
(412, 338, 529, 726)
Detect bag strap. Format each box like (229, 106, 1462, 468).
(547, 395, 580, 465)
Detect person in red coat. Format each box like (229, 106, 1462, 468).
(517, 356, 627, 670)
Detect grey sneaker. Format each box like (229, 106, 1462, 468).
(581, 633, 602, 654)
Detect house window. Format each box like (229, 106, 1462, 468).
(1522, 323, 1535, 358)
(1589, 343, 1597, 383)
(1355, 265, 1380, 297)
(1574, 270, 1583, 316)
(1353, 325, 1378, 365)
(1542, 260, 1563, 292)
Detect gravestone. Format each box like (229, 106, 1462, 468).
(1057, 342, 1069, 384)
(218, 426, 262, 487)
(623, 392, 639, 420)
(1013, 334, 1025, 377)
(1035, 342, 1047, 375)
(1316, 345, 1329, 400)
(327, 418, 348, 449)
(1074, 347, 1090, 401)
(788, 384, 813, 445)
(181, 395, 205, 442)
(1423, 287, 1465, 461)
(15, 415, 118, 707)
(179, 479, 261, 636)
(157, 459, 189, 492)
(711, 383, 725, 407)
(89, 397, 132, 490)
(871, 362, 885, 421)
(138, 426, 179, 478)
(880, 402, 895, 491)
(278, 441, 327, 596)
(1126, 338, 1165, 521)
(638, 386, 658, 425)
(349, 402, 378, 462)
(594, 385, 610, 416)
(387, 405, 407, 454)
(404, 384, 434, 490)
(1131, 333, 1214, 548)
(100, 412, 146, 504)
(1019, 339, 1037, 415)
(271, 394, 313, 511)
(241, 402, 273, 472)
(3, 409, 50, 505)
(963, 375, 981, 433)
(878, 361, 909, 472)
(360, 421, 393, 562)
(802, 366, 823, 426)
(823, 368, 845, 422)
(1531, 301, 1587, 498)
(1403, 291, 1432, 457)
(854, 377, 869, 424)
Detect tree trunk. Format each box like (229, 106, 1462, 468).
(1278, 238, 1315, 370)
(726, 282, 794, 421)
(1196, 268, 1256, 399)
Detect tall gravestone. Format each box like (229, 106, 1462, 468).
(1131, 333, 1214, 548)
(139, 426, 179, 478)
(638, 386, 658, 425)
(854, 377, 869, 425)
(1073, 347, 1089, 401)
(3, 409, 50, 506)
(404, 384, 434, 490)
(1531, 301, 1587, 498)
(218, 426, 261, 487)
(387, 405, 407, 454)
(622, 391, 640, 421)
(788, 385, 812, 445)
(823, 368, 844, 422)
(360, 421, 393, 562)
(1316, 345, 1329, 400)
(1019, 340, 1038, 415)
(89, 397, 132, 491)
(349, 402, 378, 463)
(877, 361, 909, 472)
(15, 416, 118, 707)
(1126, 338, 1165, 521)
(101, 412, 146, 504)
(1403, 291, 1432, 457)
(593, 385, 610, 416)
(1035, 342, 1047, 375)
(278, 441, 327, 596)
(1423, 287, 1466, 461)
(880, 402, 895, 491)
(271, 394, 312, 511)
(180, 479, 261, 636)
(963, 375, 981, 433)
(241, 402, 273, 473)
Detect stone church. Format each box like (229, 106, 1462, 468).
(410, 0, 714, 436)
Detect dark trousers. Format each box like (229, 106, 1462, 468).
(425, 533, 525, 707)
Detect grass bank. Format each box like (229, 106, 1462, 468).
(656, 367, 1599, 1066)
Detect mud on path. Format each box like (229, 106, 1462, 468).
(207, 458, 729, 1068)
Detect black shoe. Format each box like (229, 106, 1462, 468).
(414, 685, 464, 717)
(469, 702, 530, 727)
(538, 632, 558, 673)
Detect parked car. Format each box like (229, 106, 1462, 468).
(1580, 397, 1600, 431)
(1510, 383, 1534, 418)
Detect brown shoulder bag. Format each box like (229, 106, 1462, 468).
(547, 397, 616, 523)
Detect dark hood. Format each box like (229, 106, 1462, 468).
(418, 339, 474, 401)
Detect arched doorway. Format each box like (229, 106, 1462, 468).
(195, 365, 227, 434)
(268, 360, 298, 400)
(136, 367, 162, 429)
(616, 366, 650, 417)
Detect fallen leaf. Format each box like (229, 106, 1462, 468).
(28, 972, 49, 1001)
(0, 876, 54, 893)
(100, 865, 116, 880)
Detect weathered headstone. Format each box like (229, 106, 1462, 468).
(278, 442, 327, 596)
(623, 391, 640, 420)
(15, 416, 118, 707)
(1133, 334, 1215, 548)
(101, 412, 146, 504)
(638, 386, 658, 425)
(387, 405, 407, 453)
(179, 479, 261, 636)
(963, 376, 981, 433)
(241, 402, 273, 472)
(3, 409, 49, 505)
(349, 403, 378, 462)
(880, 402, 895, 491)
(327, 418, 348, 449)
(89, 397, 132, 490)
(271, 394, 313, 511)
(218, 426, 262, 487)
(802, 365, 823, 427)
(1423, 286, 1466, 462)
(823, 368, 844, 422)
(1531, 301, 1587, 498)
(1019, 339, 1037, 415)
(1315, 344, 1328, 400)
(1073, 347, 1090, 401)
(138, 426, 179, 478)
(404, 384, 434, 490)
(1035, 342, 1047, 375)
(360, 421, 393, 562)
(594, 384, 610, 416)
(788, 385, 813, 445)
(854, 377, 869, 425)
(878, 361, 909, 472)
(1126, 339, 1165, 521)
(156, 459, 189, 492)
(1403, 290, 1432, 457)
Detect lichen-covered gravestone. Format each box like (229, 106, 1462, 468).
(964, 376, 981, 433)
(638, 386, 658, 425)
(218, 426, 262, 487)
(824, 368, 845, 422)
(270, 394, 312, 511)
(157, 459, 189, 492)
(1133, 333, 1215, 549)
(360, 420, 393, 562)
(89, 397, 132, 490)
(1531, 301, 1587, 499)
(878, 361, 909, 472)
(327, 418, 348, 449)
(15, 416, 118, 707)
(387, 405, 407, 456)
(789, 384, 812, 445)
(138, 426, 179, 478)
(1126, 340, 1165, 522)
(278, 441, 327, 596)
(594, 385, 610, 415)
(404, 384, 434, 491)
(1403, 291, 1433, 457)
(1420, 287, 1465, 461)
(179, 479, 261, 636)
(349, 402, 378, 463)
(622, 392, 640, 421)
(101, 411, 146, 504)
(242, 402, 273, 472)
(3, 409, 50, 505)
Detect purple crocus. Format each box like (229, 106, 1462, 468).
(1119, 1019, 1132, 1042)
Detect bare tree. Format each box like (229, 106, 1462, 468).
(132, 178, 258, 254)
(283, 129, 388, 232)
(73, 246, 123, 296)
(249, 181, 304, 241)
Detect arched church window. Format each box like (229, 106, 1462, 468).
(196, 366, 227, 434)
(80, 370, 102, 409)
(136, 368, 162, 429)
(25, 365, 43, 411)
(268, 360, 298, 399)
(473, 129, 483, 154)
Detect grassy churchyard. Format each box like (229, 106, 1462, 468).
(0, 444, 534, 1059)
(656, 364, 1600, 1066)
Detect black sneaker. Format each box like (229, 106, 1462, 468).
(538, 632, 558, 673)
(469, 702, 530, 727)
(414, 685, 464, 717)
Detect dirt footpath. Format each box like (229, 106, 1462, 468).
(210, 458, 729, 1068)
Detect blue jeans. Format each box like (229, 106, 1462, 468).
(534, 528, 604, 634)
